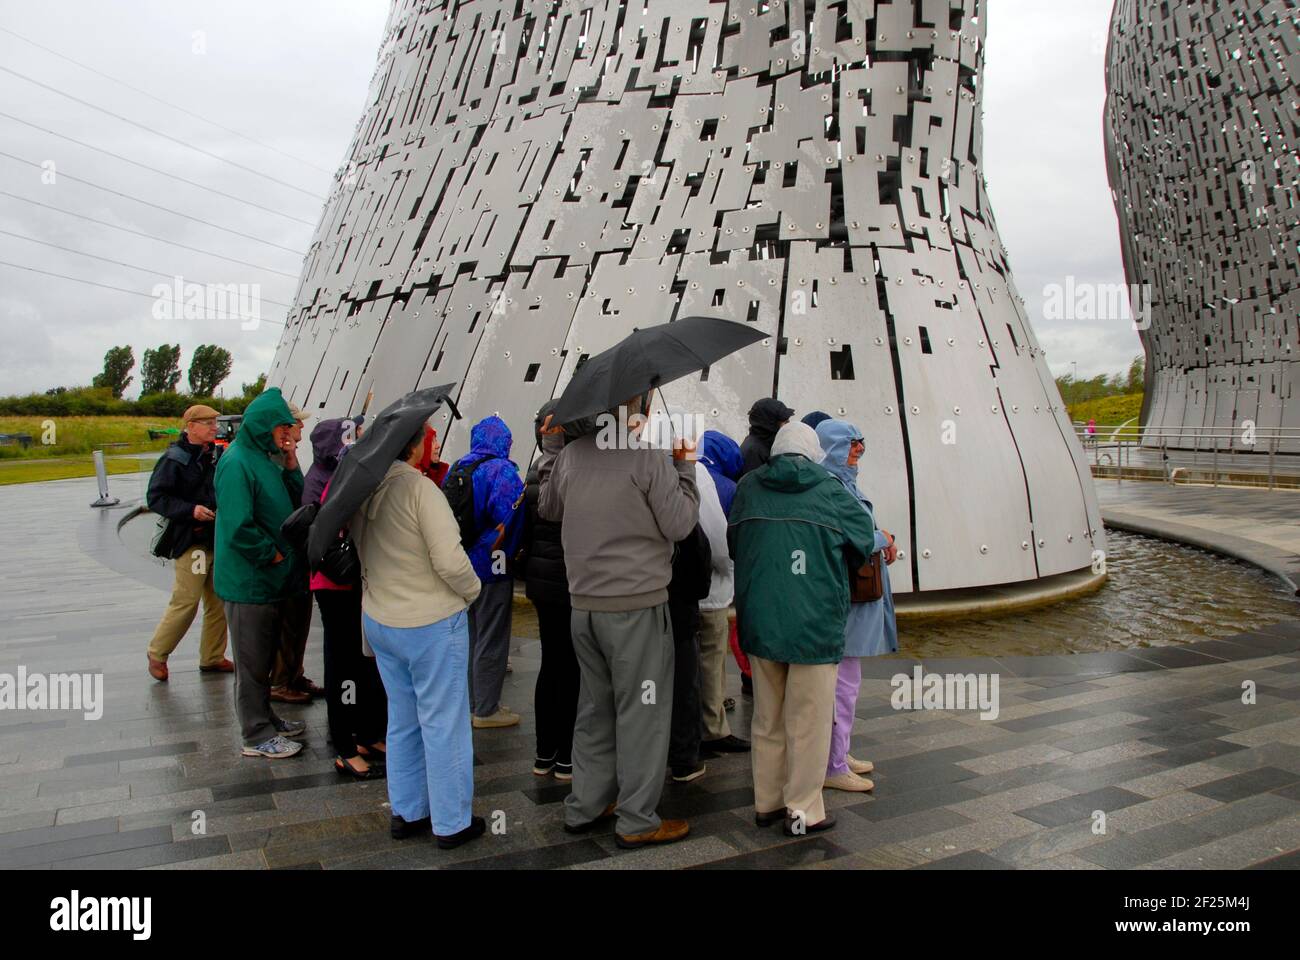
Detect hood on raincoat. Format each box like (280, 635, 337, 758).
(234, 388, 296, 456)
(770, 421, 825, 463)
(815, 418, 869, 504)
(303, 416, 363, 504)
(466, 414, 512, 459)
(801, 410, 832, 430)
(699, 430, 743, 481)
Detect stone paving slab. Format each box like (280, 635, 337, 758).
(0, 477, 1298, 869)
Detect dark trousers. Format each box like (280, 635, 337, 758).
(317, 589, 387, 760)
(668, 597, 702, 769)
(533, 600, 580, 765)
(271, 591, 312, 688)
(225, 599, 286, 746)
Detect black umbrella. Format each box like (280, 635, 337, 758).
(307, 382, 459, 567)
(551, 316, 767, 424)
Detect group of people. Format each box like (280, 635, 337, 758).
(144, 386, 897, 850)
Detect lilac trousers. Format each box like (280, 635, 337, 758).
(826, 656, 862, 777)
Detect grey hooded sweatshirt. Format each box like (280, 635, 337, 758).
(537, 430, 699, 612)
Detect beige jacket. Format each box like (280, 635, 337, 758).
(351, 461, 481, 628)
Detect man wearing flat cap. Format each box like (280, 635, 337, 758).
(145, 404, 232, 681)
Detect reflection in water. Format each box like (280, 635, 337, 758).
(898, 530, 1298, 658)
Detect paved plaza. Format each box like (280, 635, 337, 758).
(0, 476, 1298, 870)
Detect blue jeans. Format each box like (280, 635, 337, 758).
(363, 609, 474, 836)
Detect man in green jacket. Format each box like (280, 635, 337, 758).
(213, 387, 309, 759)
(728, 421, 875, 836)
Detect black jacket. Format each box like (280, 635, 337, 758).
(519, 460, 569, 606)
(146, 433, 218, 559)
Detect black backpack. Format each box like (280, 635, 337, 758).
(443, 455, 495, 548)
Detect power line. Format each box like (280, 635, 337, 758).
(0, 189, 300, 278)
(0, 25, 334, 176)
(0, 111, 315, 225)
(0, 258, 286, 327)
(0, 63, 326, 201)
(0, 151, 306, 255)
(0, 227, 294, 308)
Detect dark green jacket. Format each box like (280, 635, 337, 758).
(728, 454, 876, 665)
(213, 388, 306, 603)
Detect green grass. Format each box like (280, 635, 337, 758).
(0, 416, 174, 461)
(1067, 393, 1144, 438)
(0, 455, 155, 486)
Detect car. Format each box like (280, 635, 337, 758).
(214, 415, 243, 450)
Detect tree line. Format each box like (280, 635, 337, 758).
(1054, 355, 1144, 407)
(0, 343, 266, 417)
(88, 343, 233, 398)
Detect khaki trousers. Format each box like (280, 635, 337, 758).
(696, 608, 732, 740)
(750, 655, 838, 825)
(148, 546, 228, 667)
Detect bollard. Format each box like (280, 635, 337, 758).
(89, 450, 120, 508)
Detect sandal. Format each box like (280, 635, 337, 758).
(334, 756, 385, 780)
(356, 742, 387, 758)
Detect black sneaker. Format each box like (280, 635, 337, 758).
(436, 815, 486, 850)
(391, 815, 431, 840)
(741, 674, 753, 697)
(671, 762, 707, 783)
(701, 735, 751, 754)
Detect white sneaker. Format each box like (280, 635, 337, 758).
(847, 755, 874, 775)
(242, 735, 303, 759)
(824, 771, 874, 792)
(472, 707, 520, 729)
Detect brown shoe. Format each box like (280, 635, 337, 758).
(147, 656, 168, 682)
(270, 685, 311, 704)
(616, 818, 690, 850)
(293, 675, 325, 698)
(199, 658, 235, 674)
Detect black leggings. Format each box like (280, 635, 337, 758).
(316, 589, 387, 760)
(533, 601, 580, 764)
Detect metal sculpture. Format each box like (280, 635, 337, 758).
(1105, 0, 1300, 451)
(269, 0, 1104, 593)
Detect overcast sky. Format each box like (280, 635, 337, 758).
(0, 0, 1140, 399)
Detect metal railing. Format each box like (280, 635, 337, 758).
(1072, 423, 1300, 490)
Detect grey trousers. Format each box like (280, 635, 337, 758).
(224, 600, 288, 747)
(467, 578, 514, 717)
(564, 603, 675, 837)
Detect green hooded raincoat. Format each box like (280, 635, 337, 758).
(213, 388, 306, 604)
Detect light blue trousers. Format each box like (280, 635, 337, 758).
(363, 609, 474, 836)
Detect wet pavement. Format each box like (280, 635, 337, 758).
(0, 476, 1297, 870)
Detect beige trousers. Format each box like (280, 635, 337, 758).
(148, 546, 228, 666)
(696, 608, 732, 739)
(750, 655, 838, 825)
